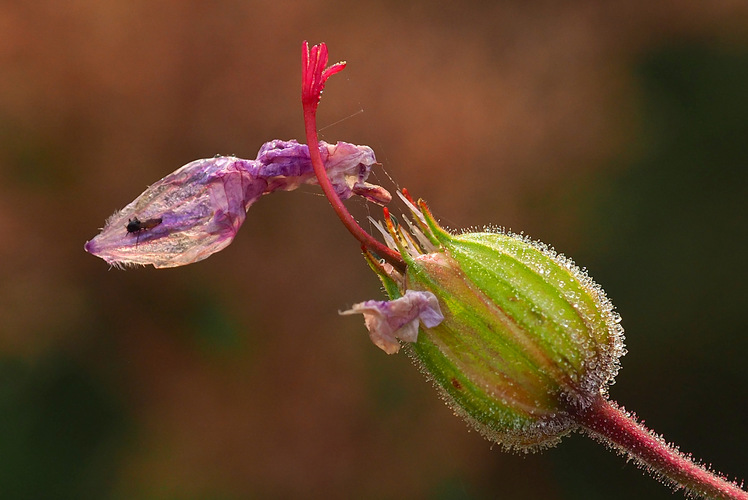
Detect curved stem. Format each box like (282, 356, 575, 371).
(301, 42, 404, 270)
(576, 396, 747, 499)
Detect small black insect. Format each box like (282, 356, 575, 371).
(126, 217, 163, 233)
(126, 216, 163, 247)
(126, 216, 163, 234)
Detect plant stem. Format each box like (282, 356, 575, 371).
(576, 396, 747, 499)
(301, 42, 405, 270)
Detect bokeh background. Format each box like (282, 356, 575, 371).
(1, 1, 746, 498)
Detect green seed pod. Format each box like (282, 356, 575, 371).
(348, 196, 625, 451)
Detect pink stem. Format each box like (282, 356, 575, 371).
(576, 396, 747, 499)
(301, 41, 405, 270)
(300, 41, 404, 270)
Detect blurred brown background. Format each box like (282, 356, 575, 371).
(1, 1, 746, 498)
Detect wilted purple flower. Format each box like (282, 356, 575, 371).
(84, 140, 389, 268)
(340, 290, 444, 354)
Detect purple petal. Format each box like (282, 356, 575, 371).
(255, 140, 389, 204)
(340, 290, 444, 354)
(84, 156, 262, 268)
(85, 140, 390, 268)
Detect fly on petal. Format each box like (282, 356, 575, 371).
(84, 156, 263, 268)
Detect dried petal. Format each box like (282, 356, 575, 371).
(84, 156, 261, 268)
(85, 140, 389, 268)
(256, 140, 387, 203)
(340, 290, 444, 354)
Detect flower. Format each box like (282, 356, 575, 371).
(83, 41, 748, 497)
(84, 140, 389, 268)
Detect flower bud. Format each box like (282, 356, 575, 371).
(344, 196, 625, 450)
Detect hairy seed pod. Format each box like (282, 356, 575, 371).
(345, 197, 625, 450)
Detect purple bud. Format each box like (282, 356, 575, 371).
(340, 290, 444, 354)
